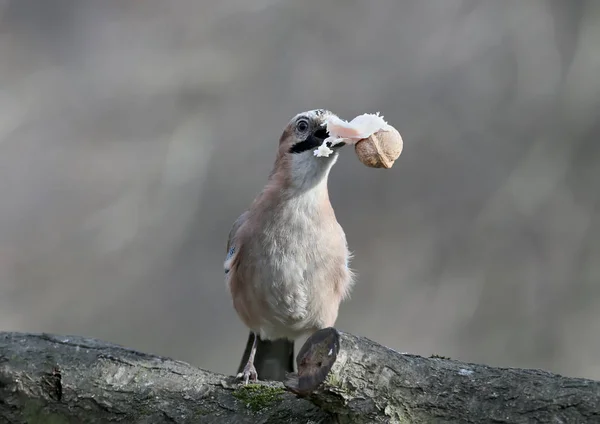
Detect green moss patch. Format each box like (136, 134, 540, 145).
(23, 400, 69, 424)
(232, 384, 285, 412)
(429, 354, 451, 360)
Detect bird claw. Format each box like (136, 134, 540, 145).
(236, 362, 258, 385)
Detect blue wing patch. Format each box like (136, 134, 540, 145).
(227, 246, 235, 260)
(225, 246, 235, 274)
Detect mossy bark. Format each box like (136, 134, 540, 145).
(284, 328, 600, 423)
(0, 332, 331, 423)
(1, 330, 600, 423)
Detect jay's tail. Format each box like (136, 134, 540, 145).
(237, 332, 294, 382)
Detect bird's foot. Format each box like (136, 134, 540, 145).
(236, 362, 258, 385)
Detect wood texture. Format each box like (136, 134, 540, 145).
(0, 332, 330, 424)
(1, 330, 599, 423)
(284, 328, 600, 423)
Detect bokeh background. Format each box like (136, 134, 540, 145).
(1, 0, 599, 380)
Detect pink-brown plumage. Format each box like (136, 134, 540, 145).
(225, 110, 354, 382)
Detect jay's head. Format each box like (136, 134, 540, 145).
(273, 109, 345, 191)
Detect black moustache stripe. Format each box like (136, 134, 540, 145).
(289, 127, 333, 154)
(289, 134, 325, 154)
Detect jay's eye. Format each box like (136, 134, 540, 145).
(296, 119, 309, 133)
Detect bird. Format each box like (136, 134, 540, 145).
(224, 109, 355, 384)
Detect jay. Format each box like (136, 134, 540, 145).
(224, 109, 354, 383)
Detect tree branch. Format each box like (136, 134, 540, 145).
(284, 328, 600, 423)
(1, 329, 599, 423)
(0, 332, 330, 424)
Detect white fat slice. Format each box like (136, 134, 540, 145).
(314, 112, 392, 157)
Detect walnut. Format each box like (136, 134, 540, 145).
(354, 126, 403, 169)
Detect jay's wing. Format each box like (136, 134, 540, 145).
(225, 210, 295, 380)
(224, 211, 249, 275)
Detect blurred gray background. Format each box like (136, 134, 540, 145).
(1, 0, 599, 380)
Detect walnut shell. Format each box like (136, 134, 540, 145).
(354, 126, 403, 169)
